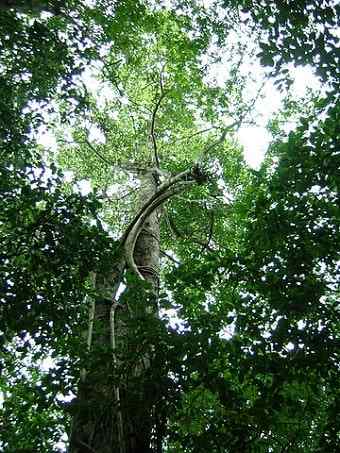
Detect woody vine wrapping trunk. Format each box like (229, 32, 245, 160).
(70, 166, 206, 453)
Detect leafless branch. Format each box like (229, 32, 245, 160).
(167, 125, 219, 146)
(199, 120, 239, 158)
(150, 90, 167, 168)
(84, 137, 115, 167)
(160, 250, 181, 265)
(121, 166, 201, 279)
(168, 215, 215, 253)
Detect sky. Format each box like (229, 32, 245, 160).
(237, 65, 321, 168)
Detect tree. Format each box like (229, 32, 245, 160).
(0, 1, 339, 452)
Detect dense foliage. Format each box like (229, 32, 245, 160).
(0, 1, 339, 452)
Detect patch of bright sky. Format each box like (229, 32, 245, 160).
(88, 123, 106, 144)
(219, 311, 236, 340)
(202, 29, 321, 168)
(237, 65, 321, 168)
(74, 179, 92, 196)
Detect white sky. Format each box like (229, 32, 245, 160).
(237, 65, 321, 168)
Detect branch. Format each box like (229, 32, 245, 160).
(121, 163, 213, 278)
(168, 215, 215, 253)
(166, 120, 238, 150)
(198, 121, 239, 159)
(201, 208, 214, 253)
(74, 439, 98, 453)
(83, 137, 147, 175)
(150, 90, 167, 168)
(84, 137, 115, 167)
(235, 77, 267, 128)
(121, 168, 193, 245)
(124, 181, 194, 279)
(167, 125, 218, 146)
(160, 250, 181, 266)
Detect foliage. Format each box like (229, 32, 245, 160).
(0, 1, 339, 452)
(242, 0, 339, 91)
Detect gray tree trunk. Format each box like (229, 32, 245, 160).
(70, 170, 161, 453)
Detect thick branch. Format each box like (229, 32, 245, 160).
(120, 168, 193, 246)
(121, 164, 211, 278)
(124, 181, 194, 279)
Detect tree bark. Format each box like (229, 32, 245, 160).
(69, 268, 124, 453)
(123, 170, 161, 453)
(69, 169, 161, 453)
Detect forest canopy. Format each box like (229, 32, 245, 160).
(0, 1, 339, 452)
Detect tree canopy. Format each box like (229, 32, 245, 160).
(0, 1, 339, 452)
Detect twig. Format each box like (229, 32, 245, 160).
(74, 439, 98, 453)
(199, 121, 239, 158)
(150, 64, 168, 168)
(168, 215, 215, 253)
(166, 125, 219, 146)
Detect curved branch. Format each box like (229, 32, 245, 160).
(121, 164, 209, 279)
(124, 181, 195, 279)
(120, 168, 193, 246)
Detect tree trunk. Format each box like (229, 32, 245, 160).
(70, 169, 161, 453)
(124, 170, 161, 453)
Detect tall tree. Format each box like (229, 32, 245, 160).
(0, 1, 339, 452)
